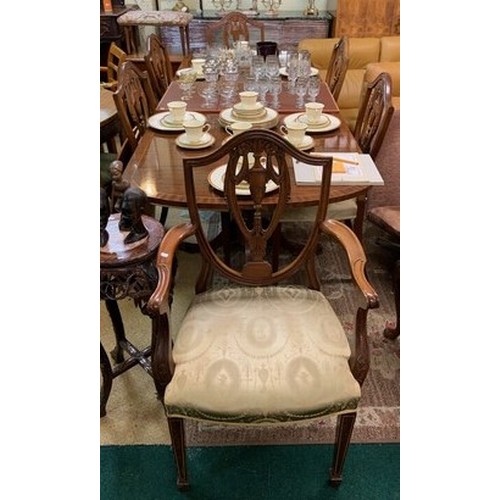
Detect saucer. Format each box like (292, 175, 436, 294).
(233, 102, 264, 113)
(176, 133, 215, 149)
(284, 135, 315, 150)
(297, 113, 330, 128)
(283, 113, 341, 133)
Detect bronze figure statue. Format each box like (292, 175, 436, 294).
(119, 186, 149, 244)
(110, 160, 130, 212)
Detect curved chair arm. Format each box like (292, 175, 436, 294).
(147, 222, 196, 316)
(320, 219, 379, 309)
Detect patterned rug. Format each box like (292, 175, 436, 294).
(100, 220, 400, 445)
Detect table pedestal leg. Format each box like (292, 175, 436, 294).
(100, 342, 113, 417)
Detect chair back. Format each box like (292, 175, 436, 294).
(144, 33, 174, 102)
(354, 72, 394, 158)
(325, 36, 349, 101)
(182, 129, 333, 291)
(113, 61, 157, 151)
(206, 12, 265, 48)
(102, 42, 127, 91)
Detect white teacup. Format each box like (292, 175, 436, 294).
(304, 102, 325, 124)
(183, 120, 211, 143)
(191, 58, 205, 75)
(225, 121, 253, 136)
(238, 91, 259, 108)
(280, 122, 308, 145)
(167, 101, 187, 124)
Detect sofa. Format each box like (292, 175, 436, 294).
(298, 36, 400, 131)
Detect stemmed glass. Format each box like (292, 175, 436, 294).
(176, 68, 198, 101)
(286, 53, 299, 92)
(307, 75, 320, 102)
(265, 55, 280, 79)
(295, 77, 308, 107)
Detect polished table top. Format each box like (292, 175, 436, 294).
(100, 87, 118, 128)
(123, 82, 368, 210)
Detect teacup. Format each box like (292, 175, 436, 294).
(167, 101, 187, 124)
(280, 122, 308, 146)
(225, 121, 253, 136)
(238, 91, 259, 108)
(191, 58, 206, 75)
(304, 102, 325, 124)
(183, 120, 211, 143)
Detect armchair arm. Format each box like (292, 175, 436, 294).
(320, 219, 379, 309)
(147, 222, 196, 316)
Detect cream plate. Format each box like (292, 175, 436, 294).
(219, 107, 279, 127)
(208, 165, 279, 196)
(176, 133, 215, 149)
(279, 67, 319, 78)
(148, 111, 206, 132)
(283, 113, 341, 133)
(233, 102, 264, 112)
(284, 134, 315, 151)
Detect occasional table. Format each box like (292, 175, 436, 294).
(100, 213, 165, 417)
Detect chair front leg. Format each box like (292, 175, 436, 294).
(167, 416, 189, 491)
(330, 411, 357, 486)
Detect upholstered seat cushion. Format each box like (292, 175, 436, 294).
(165, 286, 360, 424)
(117, 10, 193, 26)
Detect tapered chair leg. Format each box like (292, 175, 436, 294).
(330, 412, 357, 486)
(167, 416, 190, 491)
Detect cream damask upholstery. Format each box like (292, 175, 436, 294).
(165, 286, 360, 423)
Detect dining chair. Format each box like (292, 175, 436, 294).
(113, 61, 169, 222)
(100, 42, 128, 92)
(325, 35, 349, 101)
(205, 11, 265, 49)
(144, 33, 175, 103)
(279, 71, 395, 242)
(367, 206, 399, 339)
(146, 128, 379, 490)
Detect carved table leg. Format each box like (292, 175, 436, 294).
(100, 342, 113, 417)
(384, 259, 400, 339)
(105, 299, 126, 363)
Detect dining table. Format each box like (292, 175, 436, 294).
(122, 76, 369, 215)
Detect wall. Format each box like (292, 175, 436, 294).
(126, 0, 337, 13)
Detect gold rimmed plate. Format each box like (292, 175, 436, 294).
(148, 111, 206, 132)
(283, 113, 341, 133)
(208, 165, 279, 196)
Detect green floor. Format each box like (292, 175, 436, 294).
(101, 443, 400, 499)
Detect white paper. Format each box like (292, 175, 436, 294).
(293, 152, 384, 186)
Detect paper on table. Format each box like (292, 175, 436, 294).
(293, 152, 384, 186)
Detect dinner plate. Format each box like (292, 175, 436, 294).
(208, 165, 279, 196)
(283, 113, 341, 133)
(283, 134, 315, 151)
(219, 107, 279, 128)
(176, 132, 215, 149)
(233, 102, 264, 113)
(148, 111, 206, 132)
(279, 67, 319, 78)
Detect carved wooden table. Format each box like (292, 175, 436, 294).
(100, 213, 165, 417)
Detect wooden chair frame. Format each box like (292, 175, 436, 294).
(146, 129, 379, 491)
(100, 42, 127, 92)
(325, 36, 349, 101)
(144, 33, 174, 103)
(205, 11, 265, 48)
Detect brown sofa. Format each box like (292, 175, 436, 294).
(298, 36, 400, 131)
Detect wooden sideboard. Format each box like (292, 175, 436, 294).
(100, 1, 134, 65)
(161, 10, 334, 55)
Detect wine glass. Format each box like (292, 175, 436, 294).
(307, 75, 320, 102)
(176, 68, 198, 101)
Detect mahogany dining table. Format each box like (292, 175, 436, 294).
(122, 78, 368, 214)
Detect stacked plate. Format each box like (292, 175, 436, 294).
(231, 102, 267, 121)
(219, 107, 279, 129)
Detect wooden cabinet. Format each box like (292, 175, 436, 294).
(100, 2, 134, 65)
(334, 0, 400, 37)
(160, 10, 333, 55)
